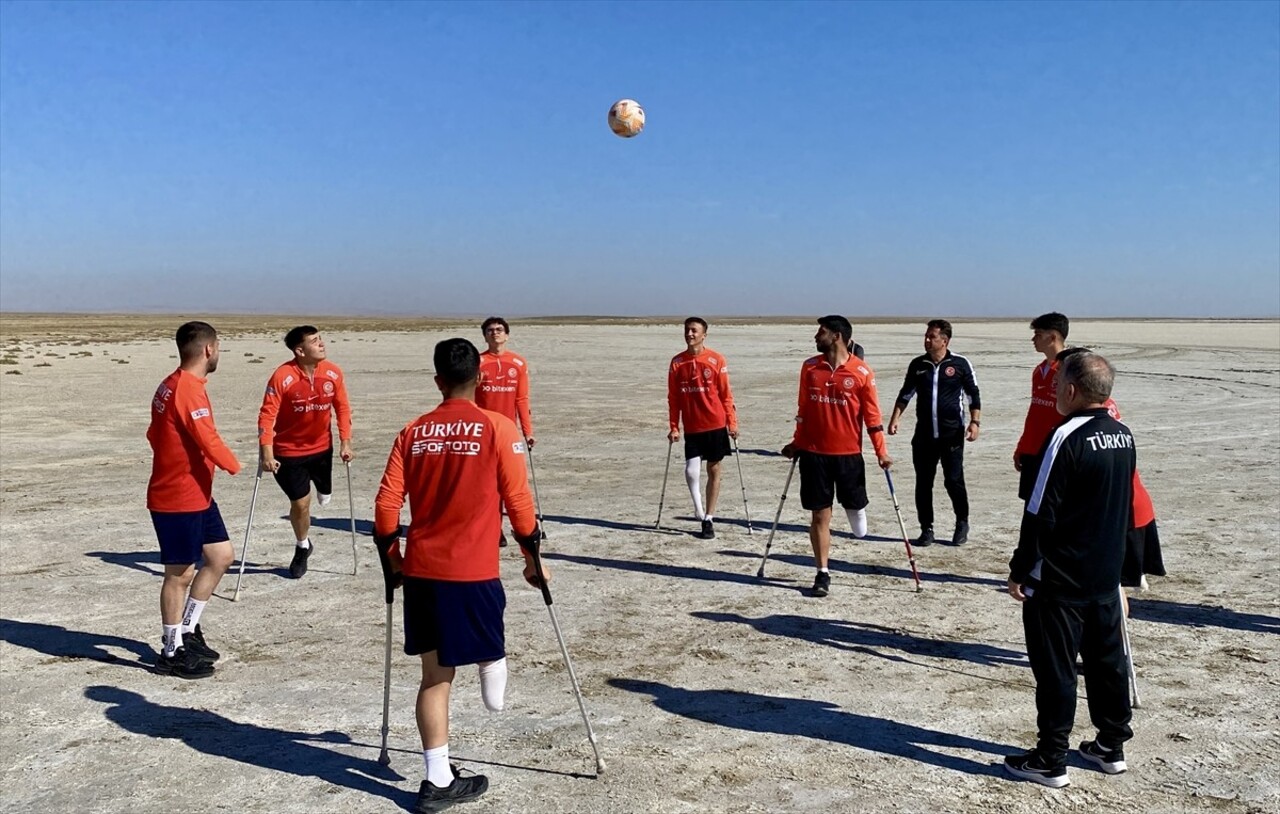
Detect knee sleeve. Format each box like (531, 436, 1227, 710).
(684, 458, 705, 519)
(845, 507, 867, 538)
(479, 658, 508, 712)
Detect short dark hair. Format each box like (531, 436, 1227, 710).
(1030, 312, 1069, 340)
(1059, 350, 1114, 402)
(284, 325, 318, 352)
(926, 319, 952, 340)
(684, 317, 708, 331)
(175, 321, 217, 362)
(481, 316, 510, 335)
(817, 315, 853, 345)
(434, 338, 480, 386)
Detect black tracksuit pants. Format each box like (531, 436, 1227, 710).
(1023, 592, 1134, 767)
(911, 433, 968, 531)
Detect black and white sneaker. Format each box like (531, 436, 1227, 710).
(1003, 750, 1069, 788)
(1079, 740, 1127, 774)
(289, 543, 313, 579)
(183, 624, 219, 663)
(810, 571, 831, 598)
(915, 528, 935, 547)
(696, 519, 715, 540)
(153, 647, 215, 680)
(414, 771, 489, 813)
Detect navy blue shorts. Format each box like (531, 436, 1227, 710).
(402, 577, 506, 667)
(273, 447, 333, 502)
(799, 452, 868, 511)
(151, 501, 230, 565)
(684, 428, 732, 463)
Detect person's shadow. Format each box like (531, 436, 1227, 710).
(0, 619, 156, 670)
(610, 678, 1015, 777)
(85, 686, 412, 808)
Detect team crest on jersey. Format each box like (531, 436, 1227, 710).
(508, 369, 517, 378)
(945, 366, 956, 377)
(842, 377, 854, 389)
(703, 368, 713, 380)
(323, 381, 335, 394)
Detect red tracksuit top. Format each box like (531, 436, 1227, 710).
(1015, 359, 1060, 457)
(257, 359, 353, 457)
(668, 347, 738, 434)
(147, 369, 241, 512)
(791, 355, 889, 458)
(476, 350, 533, 437)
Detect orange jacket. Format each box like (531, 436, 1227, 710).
(374, 399, 536, 581)
(147, 369, 241, 512)
(257, 359, 352, 457)
(791, 355, 889, 457)
(1015, 360, 1060, 457)
(476, 350, 533, 437)
(668, 348, 738, 435)
(1105, 398, 1157, 528)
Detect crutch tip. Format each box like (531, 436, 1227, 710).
(377, 753, 391, 766)
(755, 568, 766, 579)
(915, 585, 924, 593)
(595, 758, 607, 775)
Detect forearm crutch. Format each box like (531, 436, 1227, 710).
(345, 461, 359, 575)
(654, 440, 674, 530)
(883, 469, 924, 593)
(756, 457, 797, 578)
(731, 436, 753, 534)
(231, 460, 264, 602)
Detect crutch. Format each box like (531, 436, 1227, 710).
(882, 469, 924, 592)
(654, 440, 674, 529)
(1119, 586, 1143, 708)
(731, 436, 754, 534)
(231, 459, 264, 601)
(376, 573, 395, 764)
(345, 461, 359, 575)
(523, 539, 606, 775)
(756, 457, 798, 578)
(528, 446, 547, 539)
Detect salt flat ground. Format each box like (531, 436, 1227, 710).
(1, 318, 1278, 814)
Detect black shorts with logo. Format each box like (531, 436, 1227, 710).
(273, 447, 334, 502)
(684, 428, 732, 463)
(799, 451, 868, 511)
(403, 577, 506, 667)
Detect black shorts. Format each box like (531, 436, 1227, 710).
(272, 447, 333, 502)
(403, 577, 506, 667)
(684, 428, 732, 463)
(1018, 453, 1043, 502)
(151, 501, 229, 565)
(799, 452, 868, 511)
(1121, 521, 1166, 586)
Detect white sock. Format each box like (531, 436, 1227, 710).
(425, 744, 452, 788)
(845, 507, 868, 538)
(162, 624, 182, 657)
(180, 597, 207, 633)
(818, 567, 829, 574)
(317, 493, 332, 507)
(296, 537, 311, 550)
(684, 458, 705, 520)
(479, 658, 508, 712)
(704, 514, 714, 523)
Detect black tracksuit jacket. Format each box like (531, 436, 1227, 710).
(894, 352, 981, 439)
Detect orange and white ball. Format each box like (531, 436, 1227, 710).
(608, 99, 645, 138)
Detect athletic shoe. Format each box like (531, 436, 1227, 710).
(1078, 740, 1127, 774)
(952, 520, 969, 546)
(498, 531, 508, 548)
(915, 528, 934, 547)
(810, 571, 830, 598)
(1003, 750, 1069, 788)
(414, 772, 489, 813)
(183, 624, 220, 663)
(153, 647, 215, 680)
(316, 492, 332, 507)
(696, 519, 715, 540)
(289, 543, 313, 579)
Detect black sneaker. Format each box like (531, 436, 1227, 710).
(811, 571, 830, 598)
(915, 528, 935, 547)
(1003, 750, 1069, 788)
(1078, 740, 1127, 774)
(183, 624, 219, 663)
(414, 772, 489, 813)
(153, 647, 215, 680)
(498, 531, 508, 548)
(696, 519, 715, 540)
(953, 520, 969, 546)
(289, 543, 313, 579)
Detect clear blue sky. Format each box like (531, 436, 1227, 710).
(2, 0, 1277, 317)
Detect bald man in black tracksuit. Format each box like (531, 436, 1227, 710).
(1004, 351, 1136, 789)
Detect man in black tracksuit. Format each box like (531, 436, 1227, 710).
(887, 320, 981, 547)
(1004, 351, 1136, 789)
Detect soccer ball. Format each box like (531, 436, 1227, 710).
(608, 99, 645, 138)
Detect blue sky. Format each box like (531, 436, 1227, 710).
(1, 0, 1277, 317)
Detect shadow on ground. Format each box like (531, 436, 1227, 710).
(0, 619, 154, 671)
(1129, 598, 1279, 635)
(718, 549, 1006, 588)
(85, 550, 288, 579)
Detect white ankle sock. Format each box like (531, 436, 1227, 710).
(296, 538, 311, 550)
(845, 507, 867, 538)
(425, 744, 452, 788)
(684, 458, 705, 520)
(162, 624, 182, 657)
(479, 658, 508, 712)
(180, 597, 206, 633)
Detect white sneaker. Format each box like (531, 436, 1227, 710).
(316, 493, 332, 508)
(1139, 574, 1150, 592)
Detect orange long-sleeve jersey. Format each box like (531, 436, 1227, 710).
(1015, 359, 1060, 457)
(475, 350, 533, 437)
(147, 368, 241, 512)
(668, 348, 738, 435)
(374, 399, 537, 581)
(1105, 398, 1157, 528)
(791, 355, 889, 458)
(257, 359, 352, 457)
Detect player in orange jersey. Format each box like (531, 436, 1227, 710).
(782, 315, 892, 598)
(373, 337, 549, 812)
(1014, 313, 1069, 501)
(476, 317, 536, 546)
(147, 321, 242, 678)
(257, 326, 353, 579)
(667, 317, 739, 540)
